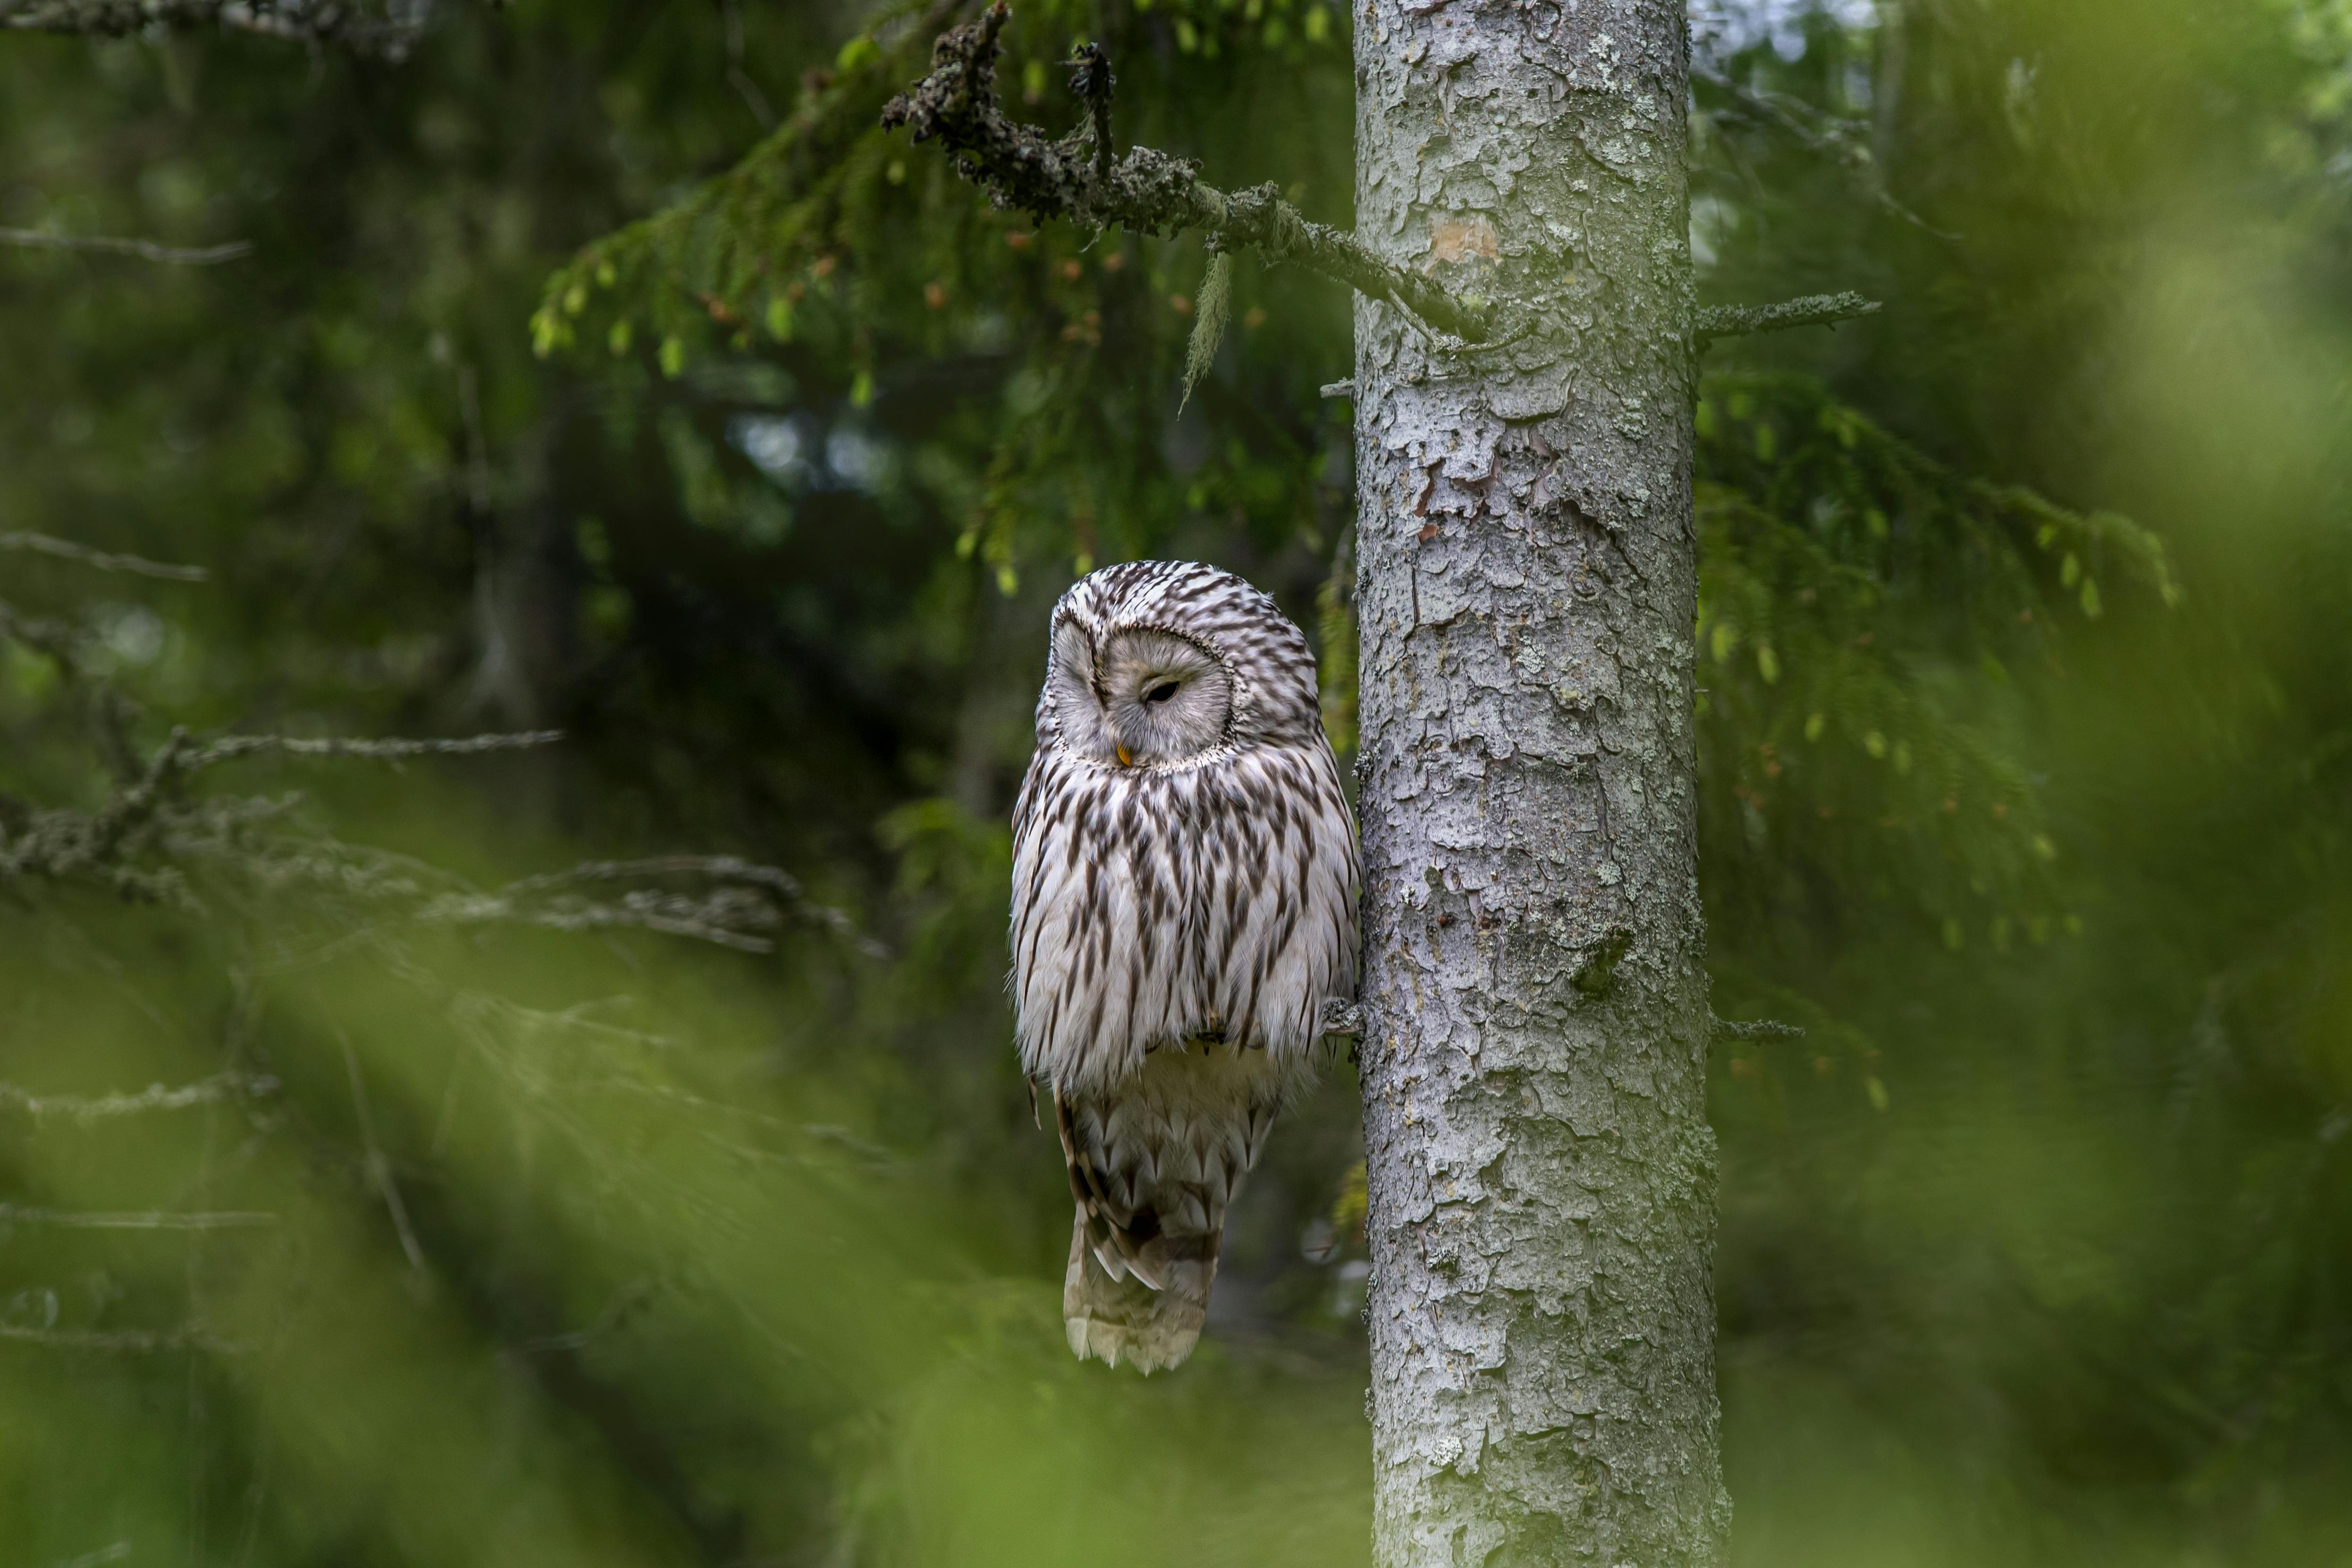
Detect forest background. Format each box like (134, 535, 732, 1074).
(2, 0, 2349, 1563)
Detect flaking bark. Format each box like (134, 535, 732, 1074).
(1350, 0, 1730, 1561)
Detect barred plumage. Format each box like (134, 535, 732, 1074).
(1010, 560, 1361, 1371)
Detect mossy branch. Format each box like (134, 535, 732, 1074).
(881, 1, 1495, 344)
(0, 0, 429, 56)
(2, 578, 888, 956)
(1710, 1016, 1806, 1041)
(1695, 291, 1882, 346)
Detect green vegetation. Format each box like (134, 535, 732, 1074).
(2, 1, 2348, 1563)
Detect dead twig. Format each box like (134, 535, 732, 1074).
(0, 1203, 278, 1230)
(340, 1032, 430, 1278)
(0, 531, 209, 580)
(0, 1321, 249, 1354)
(0, 1072, 276, 1122)
(183, 730, 565, 771)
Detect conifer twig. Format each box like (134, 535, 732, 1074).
(0, 1203, 278, 1230)
(883, 2, 1495, 342)
(0, 1321, 248, 1354)
(479, 855, 887, 957)
(0, 1073, 275, 1121)
(0, 0, 425, 56)
(1694, 291, 1880, 346)
(182, 730, 566, 770)
(1709, 1015, 1806, 1041)
(0, 228, 251, 266)
(0, 532, 209, 580)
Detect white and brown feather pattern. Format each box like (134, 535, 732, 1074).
(1011, 743, 1357, 1093)
(1008, 560, 1361, 1372)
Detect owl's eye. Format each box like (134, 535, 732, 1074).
(1143, 680, 1180, 705)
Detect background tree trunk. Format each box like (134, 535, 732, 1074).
(1350, 0, 1729, 1562)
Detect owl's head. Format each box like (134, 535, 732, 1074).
(1048, 620, 1233, 768)
(1038, 561, 1324, 770)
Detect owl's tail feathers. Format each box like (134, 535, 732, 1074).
(1062, 1209, 1216, 1374)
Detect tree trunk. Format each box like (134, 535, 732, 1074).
(1350, 0, 1729, 1562)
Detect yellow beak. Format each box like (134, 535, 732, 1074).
(1115, 745, 1134, 767)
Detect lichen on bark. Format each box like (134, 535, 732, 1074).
(1349, 0, 1731, 1561)
(881, 0, 1495, 343)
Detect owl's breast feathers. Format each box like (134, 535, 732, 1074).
(1009, 738, 1360, 1096)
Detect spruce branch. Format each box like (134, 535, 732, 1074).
(474, 854, 887, 958)
(533, 0, 964, 360)
(188, 840, 886, 963)
(181, 729, 565, 771)
(1694, 291, 1881, 346)
(1709, 1015, 1806, 1042)
(882, 2, 1495, 343)
(0, 0, 429, 56)
(0, 727, 563, 905)
(415, 875, 782, 954)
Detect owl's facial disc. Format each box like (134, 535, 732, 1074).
(1087, 627, 1232, 768)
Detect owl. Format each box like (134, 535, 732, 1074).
(1010, 560, 1361, 1372)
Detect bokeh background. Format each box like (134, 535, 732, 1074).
(2, 0, 2349, 1563)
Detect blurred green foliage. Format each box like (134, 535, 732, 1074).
(2, 0, 2350, 1564)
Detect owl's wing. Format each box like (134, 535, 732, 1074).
(1011, 751, 1187, 1093)
(1184, 742, 1361, 1061)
